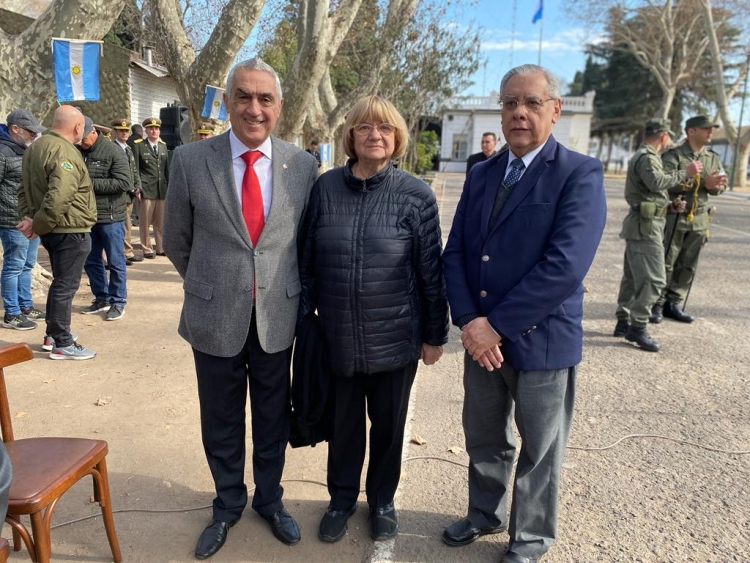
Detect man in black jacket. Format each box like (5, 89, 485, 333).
(0, 109, 46, 331)
(77, 117, 132, 321)
(466, 132, 498, 173)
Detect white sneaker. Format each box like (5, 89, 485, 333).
(49, 342, 96, 361)
(42, 332, 78, 351)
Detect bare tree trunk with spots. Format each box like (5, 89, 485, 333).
(0, 0, 128, 119)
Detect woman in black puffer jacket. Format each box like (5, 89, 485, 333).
(299, 96, 449, 544)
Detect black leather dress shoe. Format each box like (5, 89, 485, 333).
(663, 301, 694, 323)
(144, 253, 155, 259)
(195, 519, 237, 560)
(129, 255, 144, 262)
(442, 516, 507, 547)
(265, 509, 300, 545)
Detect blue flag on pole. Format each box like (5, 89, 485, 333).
(201, 85, 228, 121)
(532, 0, 543, 23)
(52, 39, 101, 102)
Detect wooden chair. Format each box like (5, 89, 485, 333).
(0, 537, 9, 563)
(0, 343, 122, 563)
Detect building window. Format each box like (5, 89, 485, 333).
(452, 135, 468, 160)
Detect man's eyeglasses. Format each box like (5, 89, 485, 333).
(499, 96, 556, 112)
(352, 123, 396, 136)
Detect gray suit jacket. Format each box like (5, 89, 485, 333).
(163, 132, 318, 357)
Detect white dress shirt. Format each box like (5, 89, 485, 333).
(504, 138, 549, 182)
(229, 131, 273, 219)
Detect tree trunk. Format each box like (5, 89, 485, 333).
(276, 0, 419, 142)
(732, 138, 750, 190)
(0, 0, 128, 118)
(150, 0, 266, 138)
(699, 0, 749, 190)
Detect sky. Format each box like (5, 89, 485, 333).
(457, 0, 603, 97)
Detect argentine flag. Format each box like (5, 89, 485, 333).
(532, 0, 543, 23)
(52, 39, 102, 102)
(202, 85, 228, 121)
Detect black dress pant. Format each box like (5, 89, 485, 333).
(193, 313, 292, 522)
(327, 361, 418, 510)
(40, 232, 91, 347)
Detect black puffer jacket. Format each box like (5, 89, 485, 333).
(78, 133, 131, 223)
(0, 126, 25, 228)
(299, 161, 449, 376)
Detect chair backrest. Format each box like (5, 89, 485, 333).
(0, 344, 34, 443)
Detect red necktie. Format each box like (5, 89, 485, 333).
(240, 150, 265, 245)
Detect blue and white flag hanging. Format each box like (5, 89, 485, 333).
(532, 0, 543, 23)
(52, 39, 102, 102)
(202, 85, 228, 121)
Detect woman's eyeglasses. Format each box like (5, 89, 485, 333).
(352, 123, 396, 136)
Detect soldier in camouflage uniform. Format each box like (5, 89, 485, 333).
(614, 119, 701, 352)
(650, 115, 726, 324)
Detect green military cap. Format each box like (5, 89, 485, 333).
(685, 115, 719, 129)
(644, 118, 674, 137)
(111, 118, 131, 130)
(142, 117, 162, 128)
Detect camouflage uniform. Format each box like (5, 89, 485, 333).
(658, 141, 723, 307)
(615, 141, 688, 328)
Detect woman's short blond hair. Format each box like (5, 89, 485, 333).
(342, 96, 409, 161)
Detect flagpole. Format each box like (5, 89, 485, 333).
(537, 13, 543, 65)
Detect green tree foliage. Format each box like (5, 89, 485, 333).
(414, 130, 439, 175)
(380, 0, 480, 170)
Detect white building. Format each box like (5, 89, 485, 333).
(438, 91, 596, 172)
(129, 57, 181, 125)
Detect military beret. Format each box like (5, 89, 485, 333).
(197, 122, 214, 135)
(111, 118, 131, 130)
(644, 118, 674, 137)
(685, 115, 719, 129)
(142, 117, 162, 128)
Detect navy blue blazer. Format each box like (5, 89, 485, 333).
(443, 136, 606, 371)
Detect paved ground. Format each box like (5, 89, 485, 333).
(0, 173, 748, 562)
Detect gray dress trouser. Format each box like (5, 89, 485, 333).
(462, 352, 576, 559)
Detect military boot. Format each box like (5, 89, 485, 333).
(649, 303, 663, 324)
(613, 319, 629, 337)
(663, 301, 694, 323)
(625, 326, 661, 352)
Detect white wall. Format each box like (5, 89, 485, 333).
(129, 67, 181, 124)
(439, 112, 592, 173)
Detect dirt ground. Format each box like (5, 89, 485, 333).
(0, 175, 748, 563)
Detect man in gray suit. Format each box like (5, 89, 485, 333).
(163, 58, 318, 560)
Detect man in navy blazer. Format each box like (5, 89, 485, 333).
(442, 64, 606, 563)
